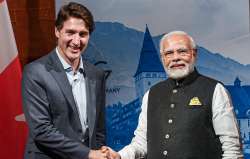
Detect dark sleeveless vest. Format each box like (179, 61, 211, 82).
(147, 69, 222, 159)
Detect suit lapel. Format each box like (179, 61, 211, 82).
(83, 61, 96, 140)
(47, 51, 97, 140)
(47, 51, 79, 116)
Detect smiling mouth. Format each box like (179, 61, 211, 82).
(69, 46, 81, 53)
(170, 63, 186, 69)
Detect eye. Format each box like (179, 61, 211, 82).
(65, 30, 75, 36)
(79, 31, 89, 37)
(164, 50, 174, 56)
(177, 49, 188, 54)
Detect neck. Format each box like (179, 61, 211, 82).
(57, 47, 80, 72)
(70, 58, 80, 72)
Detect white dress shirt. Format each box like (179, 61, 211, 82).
(119, 83, 244, 159)
(56, 48, 88, 134)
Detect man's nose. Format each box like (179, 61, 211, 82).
(171, 51, 181, 61)
(72, 34, 81, 45)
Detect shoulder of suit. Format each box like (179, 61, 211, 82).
(83, 59, 105, 75)
(23, 50, 55, 75)
(198, 73, 222, 86)
(149, 79, 169, 92)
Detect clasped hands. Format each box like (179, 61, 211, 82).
(88, 146, 120, 159)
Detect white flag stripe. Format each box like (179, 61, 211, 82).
(0, 1, 18, 73)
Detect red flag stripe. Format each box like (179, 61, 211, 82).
(0, 57, 28, 159)
(0, 1, 28, 158)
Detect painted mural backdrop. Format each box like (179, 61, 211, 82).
(56, 0, 250, 157)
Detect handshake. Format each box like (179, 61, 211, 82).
(88, 146, 121, 159)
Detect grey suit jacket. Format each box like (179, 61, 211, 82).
(22, 50, 106, 159)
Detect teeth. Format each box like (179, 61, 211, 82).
(70, 45, 79, 49)
(71, 47, 79, 50)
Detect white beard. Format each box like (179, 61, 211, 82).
(165, 61, 195, 79)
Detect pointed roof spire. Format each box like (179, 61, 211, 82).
(134, 25, 165, 77)
(234, 77, 241, 87)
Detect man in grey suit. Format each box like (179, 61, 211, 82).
(22, 2, 107, 159)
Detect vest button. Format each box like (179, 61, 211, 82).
(165, 134, 170, 139)
(172, 89, 177, 93)
(168, 119, 173, 124)
(170, 104, 175, 108)
(163, 150, 168, 156)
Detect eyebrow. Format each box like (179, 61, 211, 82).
(164, 47, 188, 51)
(65, 29, 76, 33)
(64, 29, 89, 34)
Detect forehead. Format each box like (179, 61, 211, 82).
(61, 17, 87, 30)
(162, 35, 191, 49)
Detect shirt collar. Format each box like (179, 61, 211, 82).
(56, 47, 84, 73)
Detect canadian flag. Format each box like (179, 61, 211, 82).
(0, 0, 28, 158)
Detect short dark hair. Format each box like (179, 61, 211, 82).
(55, 2, 95, 34)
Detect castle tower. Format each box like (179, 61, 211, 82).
(234, 77, 241, 87)
(134, 25, 166, 101)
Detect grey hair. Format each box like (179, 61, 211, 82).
(159, 31, 196, 53)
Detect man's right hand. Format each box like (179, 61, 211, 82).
(88, 149, 108, 159)
(101, 146, 121, 159)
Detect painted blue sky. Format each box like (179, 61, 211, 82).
(56, 0, 250, 65)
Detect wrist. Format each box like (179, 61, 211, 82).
(88, 150, 95, 159)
